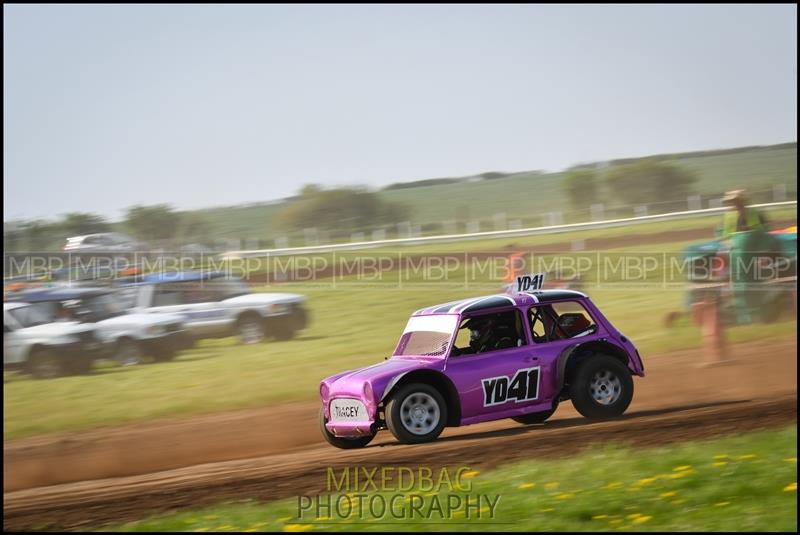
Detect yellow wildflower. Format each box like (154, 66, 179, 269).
(283, 525, 314, 533)
(633, 516, 652, 524)
(518, 482, 536, 489)
(660, 491, 677, 498)
(714, 502, 730, 507)
(673, 465, 692, 472)
(784, 482, 797, 492)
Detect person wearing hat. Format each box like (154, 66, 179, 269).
(721, 189, 767, 241)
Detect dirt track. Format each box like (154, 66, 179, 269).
(3, 338, 797, 531)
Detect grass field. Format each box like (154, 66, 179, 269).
(4, 263, 796, 439)
(106, 425, 798, 532)
(5, 207, 797, 439)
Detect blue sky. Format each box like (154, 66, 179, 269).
(3, 4, 797, 221)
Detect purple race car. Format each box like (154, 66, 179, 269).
(319, 289, 645, 448)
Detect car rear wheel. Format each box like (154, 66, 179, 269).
(385, 383, 447, 444)
(28, 348, 65, 379)
(512, 399, 559, 425)
(238, 314, 265, 344)
(116, 339, 143, 366)
(569, 355, 633, 419)
(319, 408, 375, 449)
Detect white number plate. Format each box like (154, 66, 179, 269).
(329, 399, 368, 422)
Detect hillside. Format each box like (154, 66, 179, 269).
(194, 143, 797, 245)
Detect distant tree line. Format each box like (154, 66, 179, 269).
(562, 159, 698, 212)
(275, 185, 409, 232)
(382, 171, 514, 191)
(3, 205, 216, 252)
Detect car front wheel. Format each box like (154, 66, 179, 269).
(28, 348, 65, 379)
(569, 355, 633, 419)
(238, 314, 265, 344)
(385, 383, 447, 444)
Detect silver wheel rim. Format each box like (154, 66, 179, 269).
(117, 343, 142, 366)
(590, 369, 622, 405)
(400, 392, 440, 435)
(34, 355, 61, 378)
(240, 320, 263, 344)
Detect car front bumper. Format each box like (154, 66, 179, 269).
(324, 398, 376, 437)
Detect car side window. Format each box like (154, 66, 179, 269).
(551, 301, 597, 339)
(451, 309, 526, 356)
(152, 285, 183, 307)
(528, 302, 597, 343)
(181, 283, 216, 304)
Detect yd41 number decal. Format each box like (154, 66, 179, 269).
(482, 367, 540, 406)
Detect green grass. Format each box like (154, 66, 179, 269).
(106, 425, 799, 532)
(4, 278, 796, 439)
(4, 212, 797, 439)
(169, 144, 797, 244)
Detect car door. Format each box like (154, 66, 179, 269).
(444, 308, 543, 422)
(526, 301, 601, 402)
(148, 281, 229, 336)
(3, 313, 27, 365)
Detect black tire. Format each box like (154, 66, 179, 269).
(65, 355, 93, 375)
(115, 338, 143, 366)
(319, 408, 375, 449)
(238, 314, 265, 344)
(152, 345, 177, 362)
(569, 355, 633, 419)
(28, 348, 66, 379)
(512, 399, 559, 425)
(385, 382, 448, 444)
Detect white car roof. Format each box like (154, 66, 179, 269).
(4, 302, 27, 311)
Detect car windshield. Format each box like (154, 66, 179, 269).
(8, 303, 57, 327)
(393, 315, 458, 358)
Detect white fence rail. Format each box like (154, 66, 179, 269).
(220, 201, 797, 259)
